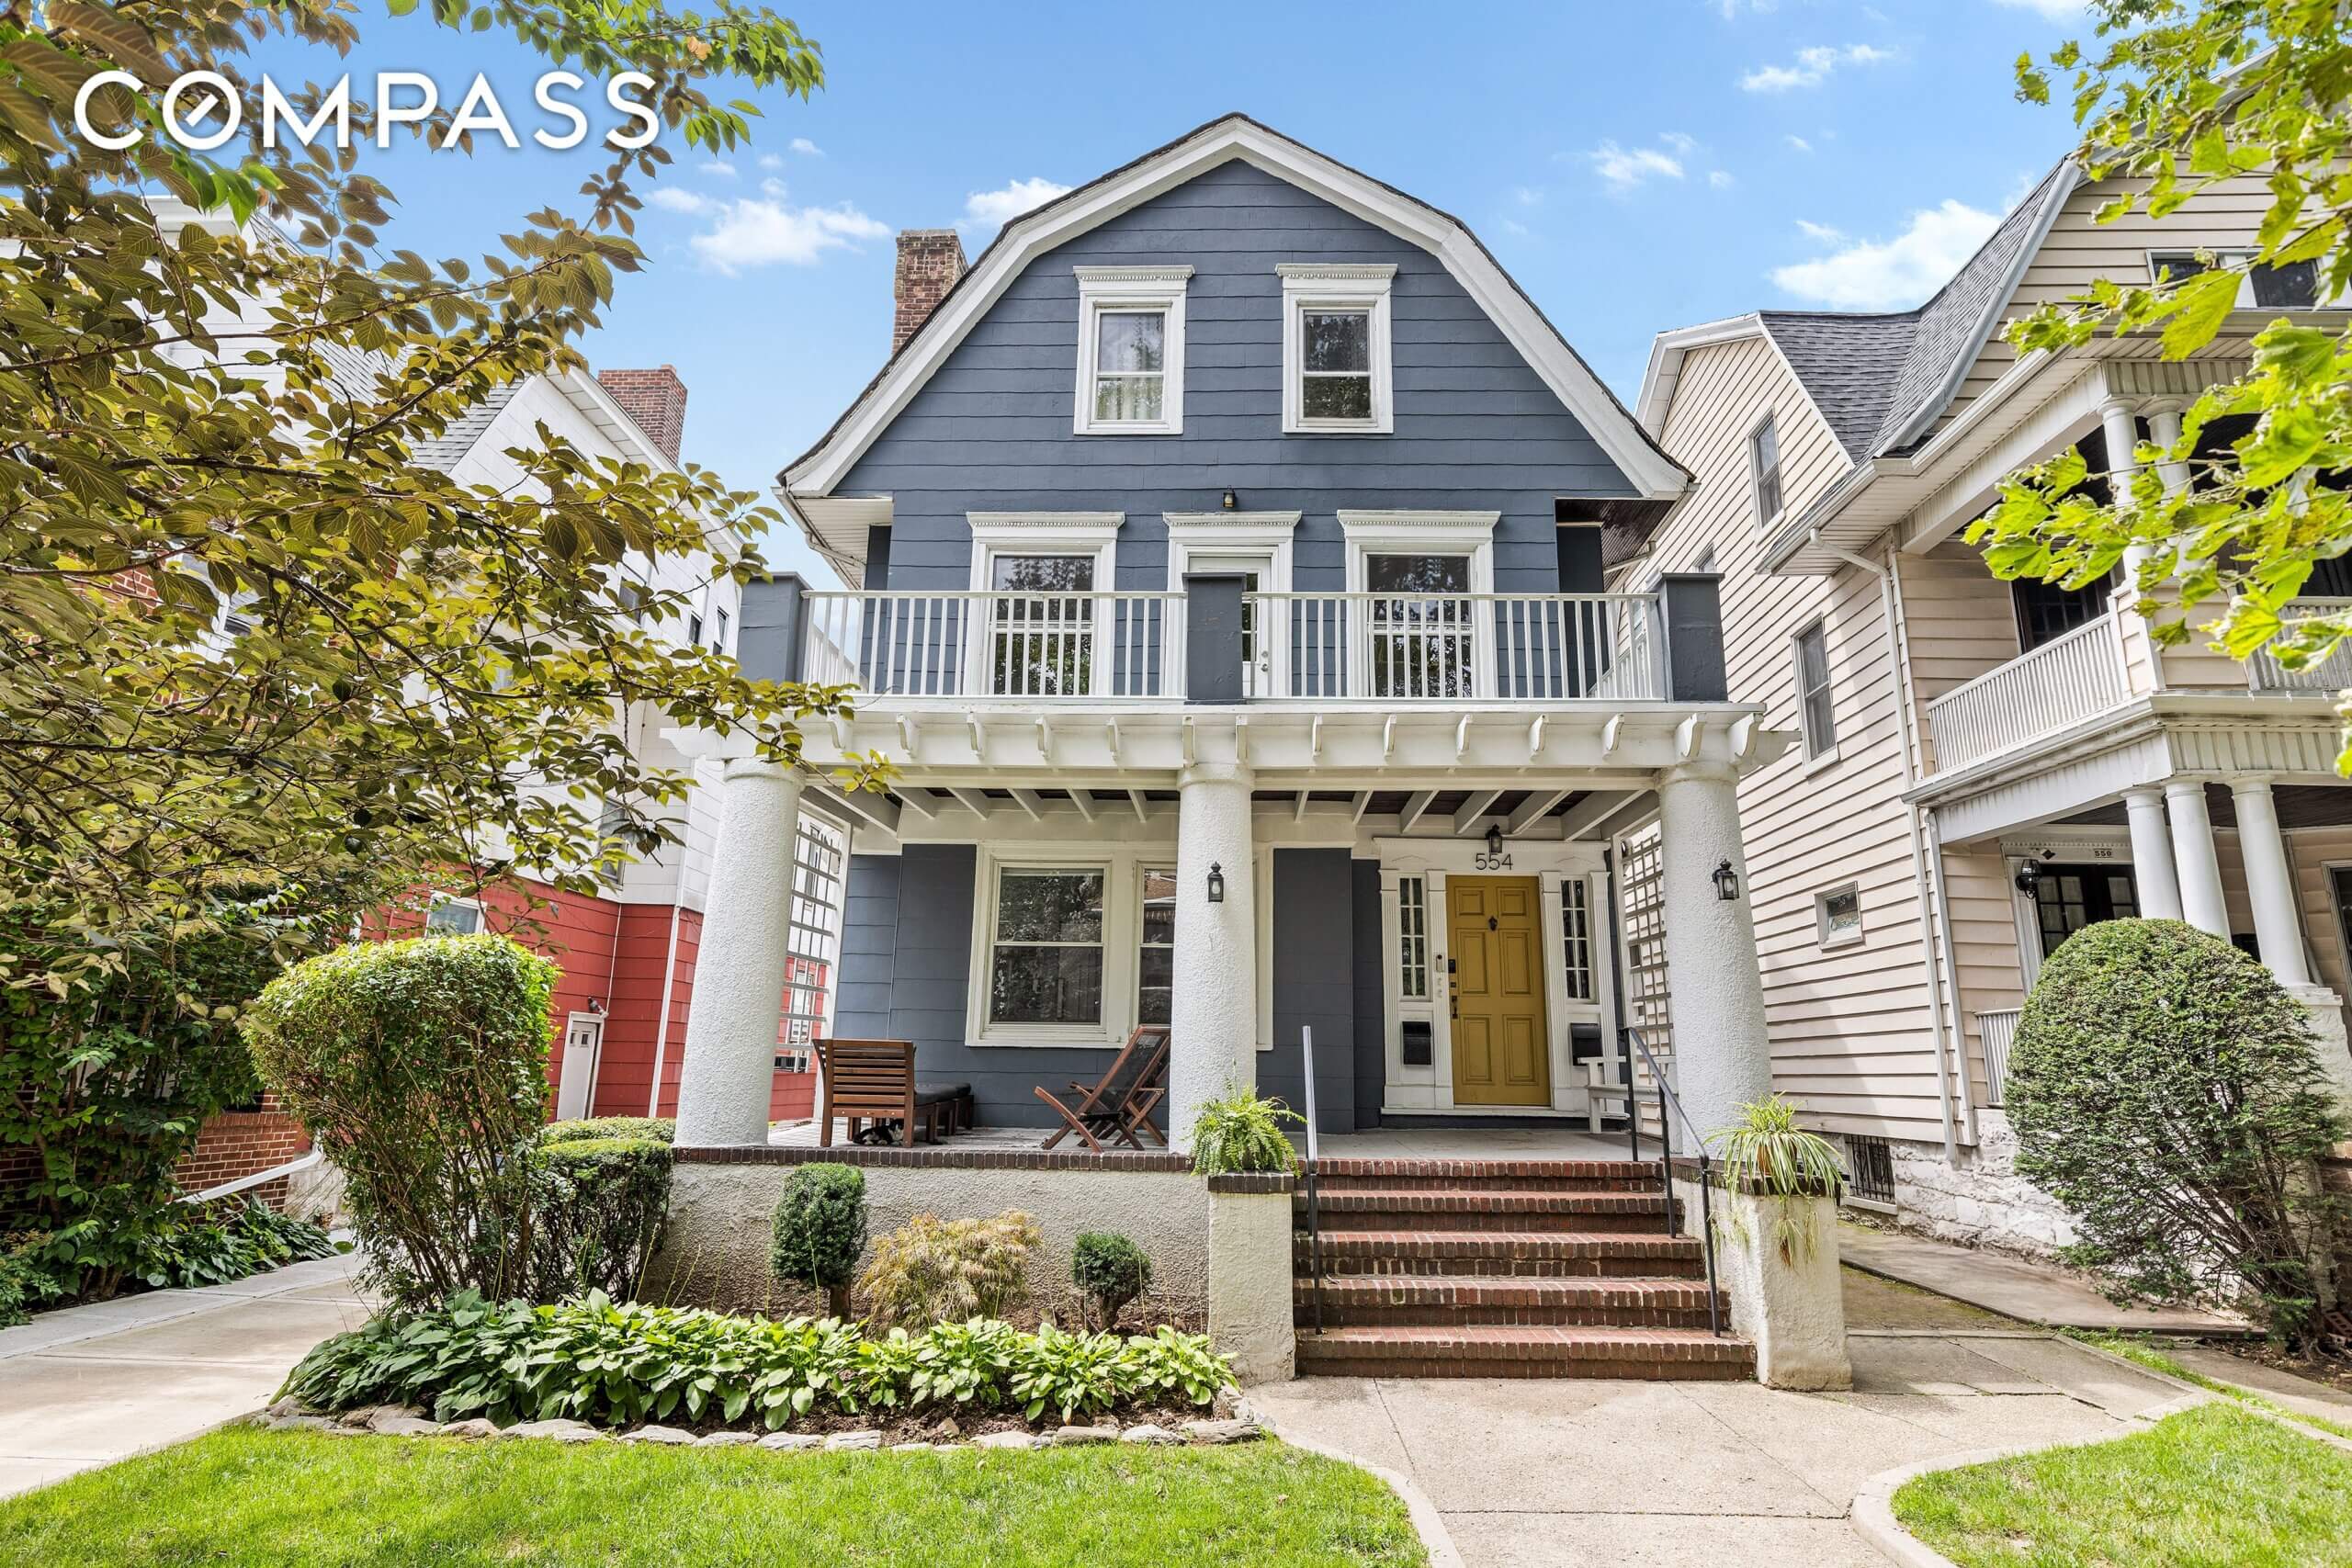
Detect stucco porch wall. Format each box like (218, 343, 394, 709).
(649, 1147, 1212, 1323)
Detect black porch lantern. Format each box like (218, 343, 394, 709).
(1206, 862, 1227, 903)
(1220, 488, 1238, 511)
(1486, 824, 1503, 858)
(1712, 858, 1739, 902)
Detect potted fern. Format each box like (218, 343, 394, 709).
(1188, 1085, 1303, 1176)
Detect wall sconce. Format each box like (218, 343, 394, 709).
(2013, 860, 2042, 896)
(1486, 824, 1503, 858)
(1712, 859, 1740, 902)
(1220, 488, 1238, 511)
(1206, 862, 1226, 904)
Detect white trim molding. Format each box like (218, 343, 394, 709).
(782, 115, 1689, 504)
(965, 512, 1125, 590)
(1073, 265, 1192, 436)
(1279, 263, 1395, 434)
(1162, 511, 1300, 591)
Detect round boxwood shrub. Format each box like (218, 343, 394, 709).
(1071, 1231, 1152, 1330)
(771, 1163, 866, 1319)
(243, 933, 558, 1305)
(2006, 918, 2347, 1346)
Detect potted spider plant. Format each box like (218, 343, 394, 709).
(1711, 1095, 1846, 1265)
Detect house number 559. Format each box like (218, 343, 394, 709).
(1473, 851, 1513, 870)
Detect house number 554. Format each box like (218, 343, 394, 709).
(1473, 851, 1513, 870)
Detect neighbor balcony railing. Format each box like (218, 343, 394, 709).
(2247, 598, 2352, 694)
(800, 589, 1665, 703)
(1924, 611, 2131, 774)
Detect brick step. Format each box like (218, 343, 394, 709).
(1307, 1157, 1660, 1193)
(1300, 1188, 1678, 1234)
(1294, 1324, 1754, 1380)
(1292, 1275, 1726, 1330)
(1295, 1229, 1709, 1280)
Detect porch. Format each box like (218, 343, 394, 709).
(757, 1117, 1627, 1163)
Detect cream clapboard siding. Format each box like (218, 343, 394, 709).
(1645, 333, 1950, 1142)
(2289, 829, 2352, 1041)
(1894, 542, 2023, 778)
(1928, 170, 2282, 443)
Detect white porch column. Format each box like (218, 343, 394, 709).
(2144, 400, 2194, 497)
(2230, 776, 2312, 987)
(1170, 761, 1257, 1149)
(2121, 786, 2185, 921)
(2163, 778, 2231, 940)
(2098, 398, 2144, 501)
(673, 759, 806, 1146)
(1657, 763, 1774, 1145)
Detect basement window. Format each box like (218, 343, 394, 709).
(1845, 1135, 1894, 1209)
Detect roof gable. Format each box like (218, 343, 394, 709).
(782, 113, 1687, 503)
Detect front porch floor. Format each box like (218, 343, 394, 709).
(763, 1119, 1627, 1164)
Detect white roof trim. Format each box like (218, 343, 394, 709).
(785, 116, 1686, 502)
(1635, 313, 1763, 435)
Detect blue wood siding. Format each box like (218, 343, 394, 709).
(837, 160, 1634, 593)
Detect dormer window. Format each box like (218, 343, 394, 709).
(1073, 266, 1190, 435)
(1748, 412, 1784, 532)
(1280, 264, 1395, 434)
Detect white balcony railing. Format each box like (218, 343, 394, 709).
(1925, 611, 2130, 774)
(1976, 1008, 2021, 1106)
(802, 589, 1664, 703)
(2248, 598, 2352, 694)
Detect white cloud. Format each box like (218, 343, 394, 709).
(1501, 219, 1532, 238)
(962, 176, 1074, 230)
(757, 153, 784, 171)
(646, 187, 714, 215)
(1770, 198, 2000, 310)
(1786, 134, 1814, 153)
(1990, 0, 2086, 18)
(789, 137, 822, 156)
(1708, 169, 1736, 189)
(1589, 140, 1684, 193)
(1513, 185, 1544, 207)
(1795, 219, 1845, 243)
(1741, 42, 1894, 93)
(1660, 130, 1698, 156)
(686, 197, 891, 275)
(697, 160, 737, 178)
(1715, 0, 1777, 14)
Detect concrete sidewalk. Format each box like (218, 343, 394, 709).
(1838, 1223, 2245, 1336)
(0, 1249, 372, 1498)
(1250, 1331, 2185, 1567)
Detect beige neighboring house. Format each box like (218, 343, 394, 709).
(1631, 159, 2352, 1256)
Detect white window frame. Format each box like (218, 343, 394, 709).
(424, 894, 483, 935)
(1815, 883, 1863, 949)
(1340, 510, 1499, 699)
(712, 605, 729, 652)
(970, 853, 1120, 1046)
(965, 513, 1123, 697)
(1136, 863, 1175, 1030)
(2145, 247, 2337, 309)
(1073, 265, 1191, 436)
(1792, 618, 1837, 765)
(1279, 263, 1396, 434)
(1164, 510, 1299, 697)
(1747, 410, 1784, 535)
(1561, 875, 1595, 1002)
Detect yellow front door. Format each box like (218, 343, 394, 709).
(1447, 877, 1551, 1107)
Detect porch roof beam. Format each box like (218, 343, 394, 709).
(1452, 790, 1504, 835)
(1555, 789, 1636, 840)
(1006, 788, 1046, 821)
(1505, 789, 1573, 838)
(945, 787, 995, 818)
(1126, 789, 1151, 824)
(1398, 791, 1438, 831)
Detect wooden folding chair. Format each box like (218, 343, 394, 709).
(1035, 1025, 1171, 1153)
(815, 1039, 972, 1148)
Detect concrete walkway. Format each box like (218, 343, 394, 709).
(0, 1249, 371, 1498)
(1250, 1331, 2184, 1567)
(1838, 1223, 2245, 1336)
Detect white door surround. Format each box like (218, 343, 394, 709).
(557, 1011, 605, 1122)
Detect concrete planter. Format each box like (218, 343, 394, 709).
(1671, 1172, 1851, 1391)
(1206, 1173, 1295, 1384)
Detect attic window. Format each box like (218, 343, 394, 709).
(2148, 249, 2324, 310)
(1280, 264, 1395, 434)
(1748, 412, 1784, 532)
(1073, 266, 1191, 435)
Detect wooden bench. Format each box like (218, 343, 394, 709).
(814, 1039, 974, 1148)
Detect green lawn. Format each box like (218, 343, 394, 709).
(0, 1427, 1425, 1568)
(1893, 1402, 2352, 1567)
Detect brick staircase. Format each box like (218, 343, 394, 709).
(1292, 1157, 1754, 1380)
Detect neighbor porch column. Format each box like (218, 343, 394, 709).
(2231, 776, 2312, 987)
(2121, 786, 2185, 921)
(673, 759, 806, 1146)
(1657, 763, 1773, 1144)
(2163, 777, 2231, 940)
(1170, 761, 1256, 1149)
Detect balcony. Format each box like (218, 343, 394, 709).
(2247, 598, 2352, 694)
(799, 589, 1667, 705)
(1924, 612, 2132, 775)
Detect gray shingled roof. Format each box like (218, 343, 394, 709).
(411, 381, 522, 473)
(1756, 161, 2075, 463)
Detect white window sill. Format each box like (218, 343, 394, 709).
(1283, 420, 1391, 436)
(1802, 744, 1842, 776)
(970, 1030, 1121, 1050)
(1817, 933, 1865, 952)
(1076, 420, 1182, 437)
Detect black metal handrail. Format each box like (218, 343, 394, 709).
(1298, 1024, 1325, 1335)
(1620, 1026, 1723, 1337)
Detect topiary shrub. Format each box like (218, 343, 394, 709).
(771, 1164, 866, 1319)
(1188, 1084, 1303, 1176)
(529, 1137, 673, 1302)
(1071, 1231, 1153, 1330)
(860, 1211, 1041, 1331)
(242, 933, 558, 1306)
(540, 1117, 674, 1146)
(2007, 919, 2348, 1348)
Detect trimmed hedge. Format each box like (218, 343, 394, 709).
(528, 1137, 672, 1302)
(278, 1294, 1231, 1428)
(539, 1117, 675, 1146)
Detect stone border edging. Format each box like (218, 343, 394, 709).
(1234, 1392, 1463, 1568)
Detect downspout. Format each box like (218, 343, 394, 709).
(1810, 528, 1966, 1160)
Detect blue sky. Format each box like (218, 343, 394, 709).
(257, 0, 2098, 581)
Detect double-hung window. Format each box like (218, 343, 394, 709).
(1074, 267, 1190, 434)
(424, 896, 482, 935)
(988, 867, 1106, 1028)
(2149, 248, 2326, 310)
(1793, 620, 1836, 758)
(1280, 265, 1395, 434)
(1748, 412, 1784, 531)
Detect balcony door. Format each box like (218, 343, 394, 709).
(1365, 553, 1477, 700)
(1190, 551, 1273, 695)
(987, 553, 1098, 696)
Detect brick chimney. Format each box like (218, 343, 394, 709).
(597, 366, 689, 463)
(893, 230, 967, 355)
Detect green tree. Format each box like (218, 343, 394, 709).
(1973, 1, 2352, 757)
(0, 0, 884, 1005)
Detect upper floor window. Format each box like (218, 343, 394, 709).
(1793, 619, 1836, 759)
(1748, 412, 1784, 531)
(1073, 266, 1190, 435)
(1279, 264, 1395, 434)
(424, 896, 482, 935)
(2149, 249, 2326, 310)
(712, 605, 729, 652)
